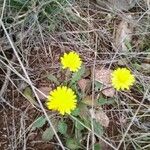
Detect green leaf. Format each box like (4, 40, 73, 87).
(31, 116, 46, 131)
(66, 138, 81, 150)
(70, 65, 85, 84)
(42, 118, 58, 141)
(47, 74, 60, 85)
(23, 87, 32, 97)
(23, 87, 39, 107)
(93, 119, 104, 136)
(95, 81, 103, 91)
(147, 48, 150, 52)
(133, 63, 141, 71)
(97, 98, 114, 105)
(71, 108, 80, 116)
(71, 83, 82, 99)
(125, 39, 132, 51)
(75, 121, 84, 131)
(78, 103, 91, 127)
(10, 0, 29, 11)
(94, 143, 102, 150)
(42, 127, 55, 141)
(58, 121, 67, 135)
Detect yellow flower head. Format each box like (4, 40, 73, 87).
(46, 86, 77, 115)
(111, 68, 135, 91)
(61, 51, 82, 72)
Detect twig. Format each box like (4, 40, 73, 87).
(1, 97, 21, 111)
(0, 54, 16, 98)
(0, 0, 6, 20)
(0, 19, 65, 150)
(117, 89, 149, 149)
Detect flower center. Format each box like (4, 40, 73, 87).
(118, 75, 128, 83)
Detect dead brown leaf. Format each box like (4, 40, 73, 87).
(115, 17, 133, 52)
(95, 110, 109, 127)
(93, 68, 115, 97)
(82, 95, 98, 107)
(78, 79, 90, 93)
(96, 0, 139, 11)
(36, 87, 51, 99)
(102, 87, 115, 97)
(89, 108, 109, 127)
(94, 68, 112, 85)
(99, 140, 113, 150)
(141, 63, 150, 73)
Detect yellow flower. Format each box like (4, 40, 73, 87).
(111, 68, 135, 91)
(61, 51, 82, 72)
(46, 86, 77, 115)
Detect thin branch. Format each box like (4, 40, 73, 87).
(0, 19, 65, 150)
(117, 89, 149, 149)
(0, 54, 16, 98)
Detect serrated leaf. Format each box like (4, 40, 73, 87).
(42, 118, 58, 141)
(23, 87, 39, 107)
(47, 74, 60, 85)
(98, 98, 114, 105)
(42, 127, 55, 141)
(10, 0, 29, 11)
(93, 119, 104, 136)
(58, 121, 67, 135)
(125, 39, 132, 51)
(94, 143, 102, 150)
(72, 103, 91, 129)
(75, 121, 84, 131)
(24, 87, 32, 96)
(31, 116, 46, 131)
(71, 83, 82, 99)
(71, 108, 80, 116)
(66, 138, 81, 150)
(78, 103, 90, 127)
(70, 65, 85, 84)
(95, 81, 103, 91)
